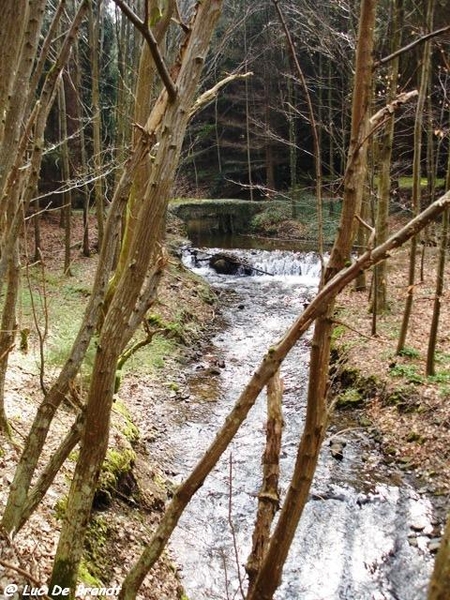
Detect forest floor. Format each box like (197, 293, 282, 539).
(0, 213, 219, 599)
(1, 212, 449, 599)
(331, 223, 450, 519)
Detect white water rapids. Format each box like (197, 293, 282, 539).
(149, 248, 435, 600)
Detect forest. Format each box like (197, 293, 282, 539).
(0, 0, 450, 599)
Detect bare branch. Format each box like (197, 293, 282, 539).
(369, 90, 419, 127)
(189, 72, 253, 118)
(112, 0, 177, 102)
(375, 25, 450, 69)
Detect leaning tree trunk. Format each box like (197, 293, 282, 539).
(49, 2, 223, 595)
(246, 1, 378, 597)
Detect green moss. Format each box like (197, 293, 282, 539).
(54, 496, 68, 521)
(383, 385, 422, 413)
(336, 388, 364, 408)
(80, 515, 113, 585)
(112, 400, 139, 443)
(97, 447, 136, 504)
(78, 558, 104, 588)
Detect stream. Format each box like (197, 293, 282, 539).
(154, 245, 436, 599)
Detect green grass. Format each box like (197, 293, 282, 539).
(123, 334, 178, 374)
(372, 176, 446, 189)
(389, 363, 425, 384)
(398, 346, 421, 359)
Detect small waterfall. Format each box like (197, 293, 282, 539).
(183, 247, 323, 280)
(250, 249, 322, 277)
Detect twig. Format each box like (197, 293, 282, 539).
(0, 559, 52, 600)
(375, 25, 450, 68)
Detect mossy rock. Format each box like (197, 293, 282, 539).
(94, 447, 136, 508)
(82, 516, 111, 586)
(112, 399, 140, 443)
(336, 388, 364, 408)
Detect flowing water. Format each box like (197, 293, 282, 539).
(154, 247, 435, 599)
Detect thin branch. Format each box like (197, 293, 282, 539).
(331, 318, 377, 341)
(0, 559, 52, 600)
(112, 0, 177, 102)
(375, 25, 450, 68)
(189, 72, 253, 118)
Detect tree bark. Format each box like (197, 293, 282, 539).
(49, 2, 223, 595)
(246, 371, 283, 593)
(428, 511, 450, 599)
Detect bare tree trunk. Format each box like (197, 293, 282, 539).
(397, 0, 434, 353)
(49, 2, 223, 595)
(373, 0, 403, 312)
(58, 80, 73, 276)
(428, 511, 450, 599)
(88, 0, 104, 247)
(246, 371, 283, 593)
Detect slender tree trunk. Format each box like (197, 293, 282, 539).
(50, 2, 223, 595)
(88, 0, 104, 247)
(246, 371, 283, 593)
(373, 0, 403, 312)
(397, 0, 434, 353)
(58, 80, 73, 276)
